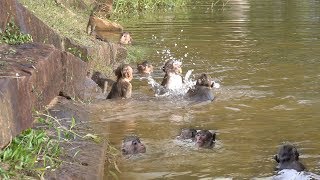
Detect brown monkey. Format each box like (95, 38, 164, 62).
(187, 74, 215, 102)
(161, 60, 183, 90)
(86, 12, 96, 35)
(137, 61, 153, 75)
(121, 135, 146, 155)
(107, 64, 133, 99)
(120, 32, 132, 45)
(274, 144, 306, 172)
(90, 71, 114, 94)
(195, 130, 216, 148)
(177, 128, 197, 140)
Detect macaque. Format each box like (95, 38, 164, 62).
(107, 64, 133, 99)
(90, 71, 114, 94)
(274, 144, 306, 172)
(137, 61, 153, 75)
(120, 32, 132, 45)
(177, 128, 197, 140)
(161, 60, 183, 90)
(187, 74, 215, 102)
(86, 12, 96, 35)
(195, 130, 216, 148)
(121, 135, 146, 155)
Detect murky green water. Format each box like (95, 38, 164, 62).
(90, 0, 320, 179)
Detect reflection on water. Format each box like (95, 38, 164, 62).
(89, 0, 320, 179)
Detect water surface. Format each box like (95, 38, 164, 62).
(90, 0, 320, 179)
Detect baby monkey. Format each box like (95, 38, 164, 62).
(120, 32, 132, 45)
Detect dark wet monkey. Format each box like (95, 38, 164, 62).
(187, 73, 215, 102)
(121, 135, 146, 155)
(274, 144, 306, 172)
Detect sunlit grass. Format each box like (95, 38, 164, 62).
(0, 128, 61, 179)
(113, 0, 191, 16)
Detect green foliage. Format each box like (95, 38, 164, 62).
(105, 142, 121, 180)
(0, 128, 61, 179)
(113, 0, 191, 15)
(0, 20, 33, 45)
(67, 47, 89, 62)
(126, 46, 148, 64)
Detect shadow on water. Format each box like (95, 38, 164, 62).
(89, 0, 320, 179)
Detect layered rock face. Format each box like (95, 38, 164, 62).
(0, 43, 87, 148)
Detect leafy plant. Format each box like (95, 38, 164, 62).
(0, 19, 33, 45)
(113, 0, 191, 15)
(0, 128, 61, 179)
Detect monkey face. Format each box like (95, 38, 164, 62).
(195, 130, 215, 148)
(196, 74, 212, 87)
(122, 137, 146, 155)
(123, 66, 133, 81)
(120, 32, 132, 45)
(137, 61, 154, 74)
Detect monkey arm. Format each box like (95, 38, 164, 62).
(121, 82, 132, 98)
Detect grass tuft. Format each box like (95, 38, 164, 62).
(0, 19, 33, 45)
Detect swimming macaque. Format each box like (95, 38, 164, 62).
(177, 128, 197, 140)
(195, 130, 216, 148)
(161, 60, 183, 90)
(274, 144, 306, 172)
(121, 135, 146, 155)
(90, 71, 114, 94)
(120, 32, 132, 45)
(187, 74, 215, 102)
(107, 64, 133, 99)
(137, 61, 153, 75)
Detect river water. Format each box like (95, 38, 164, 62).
(90, 0, 320, 179)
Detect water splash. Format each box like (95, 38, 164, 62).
(147, 70, 196, 97)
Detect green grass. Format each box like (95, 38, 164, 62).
(125, 45, 148, 64)
(0, 128, 61, 179)
(0, 19, 33, 45)
(19, 0, 93, 46)
(113, 0, 191, 15)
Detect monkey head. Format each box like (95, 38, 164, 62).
(120, 32, 132, 45)
(115, 64, 133, 81)
(178, 128, 197, 140)
(121, 136, 146, 155)
(162, 60, 182, 74)
(196, 74, 212, 87)
(137, 61, 153, 75)
(274, 144, 300, 163)
(195, 130, 216, 148)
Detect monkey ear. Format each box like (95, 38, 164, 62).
(295, 150, 300, 160)
(121, 148, 127, 155)
(274, 155, 280, 163)
(212, 132, 216, 141)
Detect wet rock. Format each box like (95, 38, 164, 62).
(0, 43, 87, 148)
(44, 97, 106, 180)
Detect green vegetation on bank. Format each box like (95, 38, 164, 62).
(0, 20, 33, 45)
(0, 128, 61, 179)
(113, 0, 191, 15)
